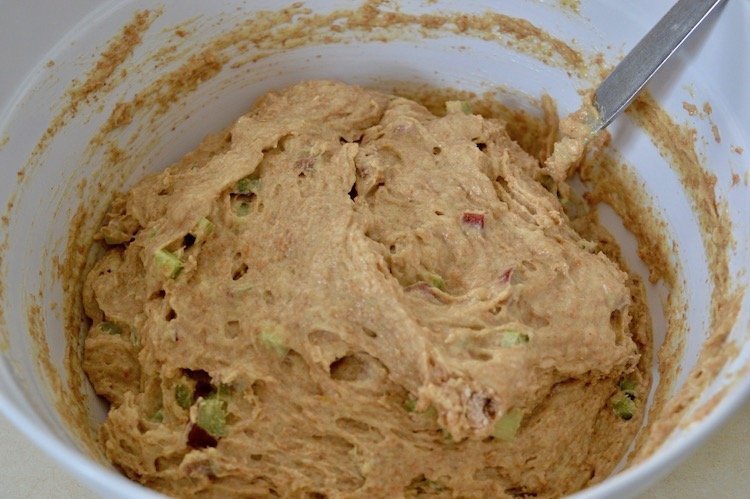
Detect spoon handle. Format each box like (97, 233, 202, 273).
(593, 0, 726, 132)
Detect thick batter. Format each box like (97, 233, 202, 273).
(83, 81, 647, 497)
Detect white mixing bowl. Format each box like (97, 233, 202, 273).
(0, 1, 747, 497)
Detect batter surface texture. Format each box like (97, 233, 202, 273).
(83, 81, 646, 497)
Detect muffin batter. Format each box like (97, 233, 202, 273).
(83, 81, 646, 497)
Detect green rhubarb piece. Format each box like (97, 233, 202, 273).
(196, 397, 228, 438)
(423, 406, 438, 421)
(618, 377, 637, 398)
(235, 177, 261, 194)
(446, 100, 472, 115)
(150, 408, 164, 423)
(427, 273, 446, 291)
(404, 398, 417, 412)
(404, 399, 438, 420)
(192, 217, 214, 243)
(492, 409, 523, 441)
(98, 322, 122, 335)
(612, 393, 636, 421)
(216, 383, 232, 401)
(175, 384, 193, 409)
(260, 327, 289, 357)
(500, 330, 529, 347)
(235, 202, 251, 217)
(154, 249, 183, 279)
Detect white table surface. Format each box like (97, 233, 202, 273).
(1, 402, 748, 497)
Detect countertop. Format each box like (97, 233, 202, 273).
(1, 402, 748, 497)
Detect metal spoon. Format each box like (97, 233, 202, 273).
(592, 0, 726, 132)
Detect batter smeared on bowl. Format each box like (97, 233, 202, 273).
(83, 81, 649, 497)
